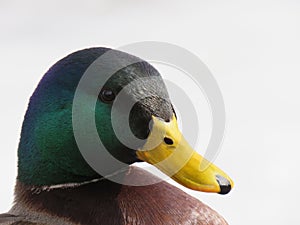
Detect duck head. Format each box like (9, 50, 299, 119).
(18, 47, 233, 194)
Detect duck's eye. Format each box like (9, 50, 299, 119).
(164, 137, 174, 145)
(99, 88, 115, 103)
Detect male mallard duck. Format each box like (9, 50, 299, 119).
(0, 48, 233, 225)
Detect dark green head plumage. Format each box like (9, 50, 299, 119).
(18, 47, 173, 186)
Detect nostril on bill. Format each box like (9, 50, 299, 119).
(216, 174, 232, 195)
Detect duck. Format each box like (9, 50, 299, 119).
(0, 47, 233, 225)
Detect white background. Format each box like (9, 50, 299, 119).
(1, 1, 300, 224)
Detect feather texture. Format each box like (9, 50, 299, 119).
(2, 167, 228, 225)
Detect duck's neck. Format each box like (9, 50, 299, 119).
(11, 167, 228, 225)
(11, 177, 125, 225)
(12, 167, 158, 225)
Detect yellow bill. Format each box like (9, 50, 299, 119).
(136, 115, 234, 194)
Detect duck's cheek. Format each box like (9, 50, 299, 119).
(136, 115, 234, 194)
